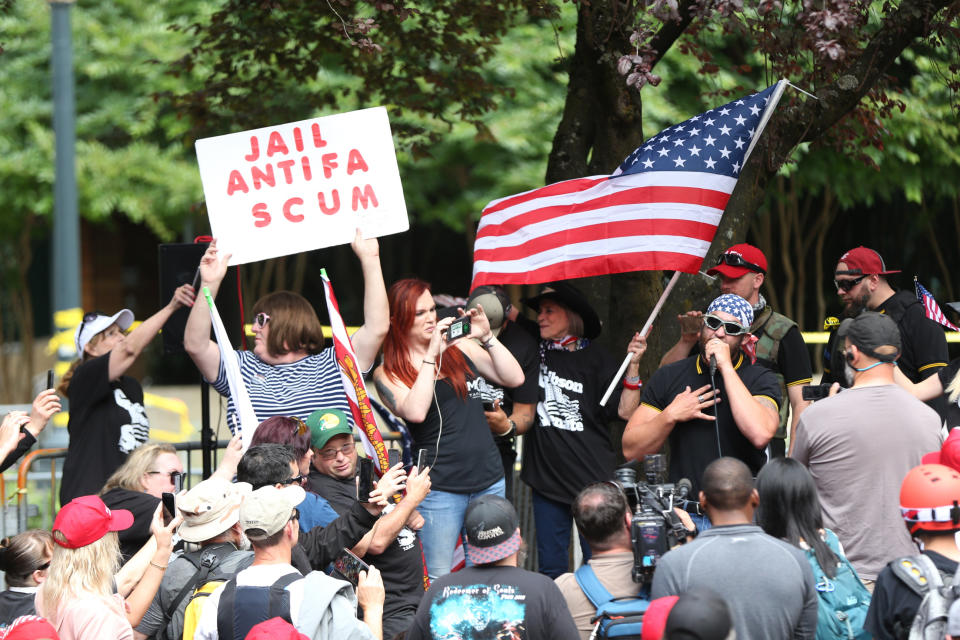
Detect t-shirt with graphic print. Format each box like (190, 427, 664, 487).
(521, 342, 622, 505)
(406, 564, 579, 640)
(60, 353, 149, 506)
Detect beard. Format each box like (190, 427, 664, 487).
(698, 331, 742, 362)
(842, 290, 871, 318)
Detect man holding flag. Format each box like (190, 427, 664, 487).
(183, 229, 390, 460)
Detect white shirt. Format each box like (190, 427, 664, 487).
(193, 563, 304, 640)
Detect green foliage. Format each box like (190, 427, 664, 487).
(0, 0, 212, 242)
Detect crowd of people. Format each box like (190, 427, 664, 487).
(1, 238, 959, 640)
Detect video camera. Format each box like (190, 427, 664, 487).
(614, 455, 692, 587)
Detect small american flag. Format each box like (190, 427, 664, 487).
(915, 279, 959, 331)
(471, 81, 787, 288)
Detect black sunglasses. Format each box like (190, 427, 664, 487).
(834, 275, 867, 292)
(703, 314, 748, 336)
(716, 253, 765, 273)
(281, 474, 305, 486)
(82, 310, 105, 324)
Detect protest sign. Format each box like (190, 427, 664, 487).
(195, 106, 409, 265)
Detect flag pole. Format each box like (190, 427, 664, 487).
(600, 271, 682, 407)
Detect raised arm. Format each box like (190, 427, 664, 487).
(184, 240, 231, 381)
(705, 339, 778, 449)
(373, 316, 455, 423)
(893, 363, 944, 401)
(354, 465, 431, 556)
(659, 311, 702, 367)
(348, 230, 389, 372)
(456, 304, 524, 388)
(108, 284, 195, 381)
(618, 332, 648, 420)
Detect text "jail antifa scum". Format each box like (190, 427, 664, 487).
(224, 123, 379, 227)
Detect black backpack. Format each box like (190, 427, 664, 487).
(215, 572, 302, 640)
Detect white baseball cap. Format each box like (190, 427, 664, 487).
(74, 309, 134, 356)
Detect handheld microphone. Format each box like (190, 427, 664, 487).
(676, 478, 692, 501)
(709, 354, 718, 377)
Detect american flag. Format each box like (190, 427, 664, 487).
(321, 268, 391, 474)
(915, 279, 959, 331)
(471, 81, 787, 288)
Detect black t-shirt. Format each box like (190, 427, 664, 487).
(60, 354, 149, 506)
(101, 487, 160, 563)
(476, 322, 540, 452)
(773, 325, 814, 386)
(640, 353, 781, 495)
(865, 549, 957, 640)
(311, 472, 425, 638)
(938, 359, 960, 431)
(406, 564, 580, 640)
(408, 356, 503, 493)
(521, 342, 622, 505)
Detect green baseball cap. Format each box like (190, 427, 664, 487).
(305, 408, 354, 449)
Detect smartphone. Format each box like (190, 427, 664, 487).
(333, 547, 370, 586)
(388, 448, 401, 468)
(482, 400, 496, 412)
(357, 457, 375, 502)
(416, 448, 428, 471)
(680, 315, 703, 335)
(801, 383, 839, 401)
(447, 315, 471, 341)
(161, 492, 176, 526)
(46, 369, 55, 390)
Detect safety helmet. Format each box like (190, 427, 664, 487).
(900, 464, 960, 534)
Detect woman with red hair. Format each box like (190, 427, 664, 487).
(373, 278, 524, 578)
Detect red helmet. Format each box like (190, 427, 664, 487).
(900, 464, 960, 534)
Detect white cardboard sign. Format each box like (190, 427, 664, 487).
(195, 106, 409, 265)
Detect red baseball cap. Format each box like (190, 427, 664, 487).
(245, 617, 309, 640)
(923, 429, 960, 470)
(836, 246, 901, 276)
(0, 615, 60, 639)
(706, 243, 767, 279)
(641, 595, 679, 640)
(52, 495, 133, 549)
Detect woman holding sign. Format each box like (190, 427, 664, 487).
(372, 278, 524, 578)
(183, 231, 389, 432)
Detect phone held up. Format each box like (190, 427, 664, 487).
(46, 369, 55, 390)
(388, 448, 401, 468)
(161, 492, 176, 526)
(333, 547, 370, 586)
(357, 457, 375, 503)
(801, 383, 841, 402)
(416, 448, 428, 472)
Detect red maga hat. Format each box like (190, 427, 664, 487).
(52, 495, 133, 549)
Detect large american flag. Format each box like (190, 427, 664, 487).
(471, 81, 787, 288)
(916, 279, 959, 331)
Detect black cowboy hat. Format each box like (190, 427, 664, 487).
(523, 281, 602, 340)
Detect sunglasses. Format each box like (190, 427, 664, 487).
(716, 253, 764, 273)
(289, 508, 300, 523)
(253, 312, 271, 328)
(281, 474, 305, 486)
(82, 310, 105, 324)
(834, 275, 867, 292)
(291, 416, 308, 436)
(703, 314, 748, 336)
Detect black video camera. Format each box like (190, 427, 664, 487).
(614, 455, 692, 587)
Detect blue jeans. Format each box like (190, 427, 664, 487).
(531, 490, 591, 579)
(418, 477, 506, 579)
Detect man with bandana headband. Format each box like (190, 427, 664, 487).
(792, 312, 942, 588)
(623, 294, 781, 529)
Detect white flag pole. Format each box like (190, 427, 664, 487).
(599, 271, 682, 407)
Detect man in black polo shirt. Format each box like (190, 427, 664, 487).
(824, 246, 949, 419)
(623, 294, 780, 528)
(305, 408, 432, 639)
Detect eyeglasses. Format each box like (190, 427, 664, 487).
(318, 442, 355, 461)
(716, 253, 765, 273)
(834, 275, 867, 292)
(703, 314, 748, 336)
(281, 475, 305, 486)
(253, 312, 270, 328)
